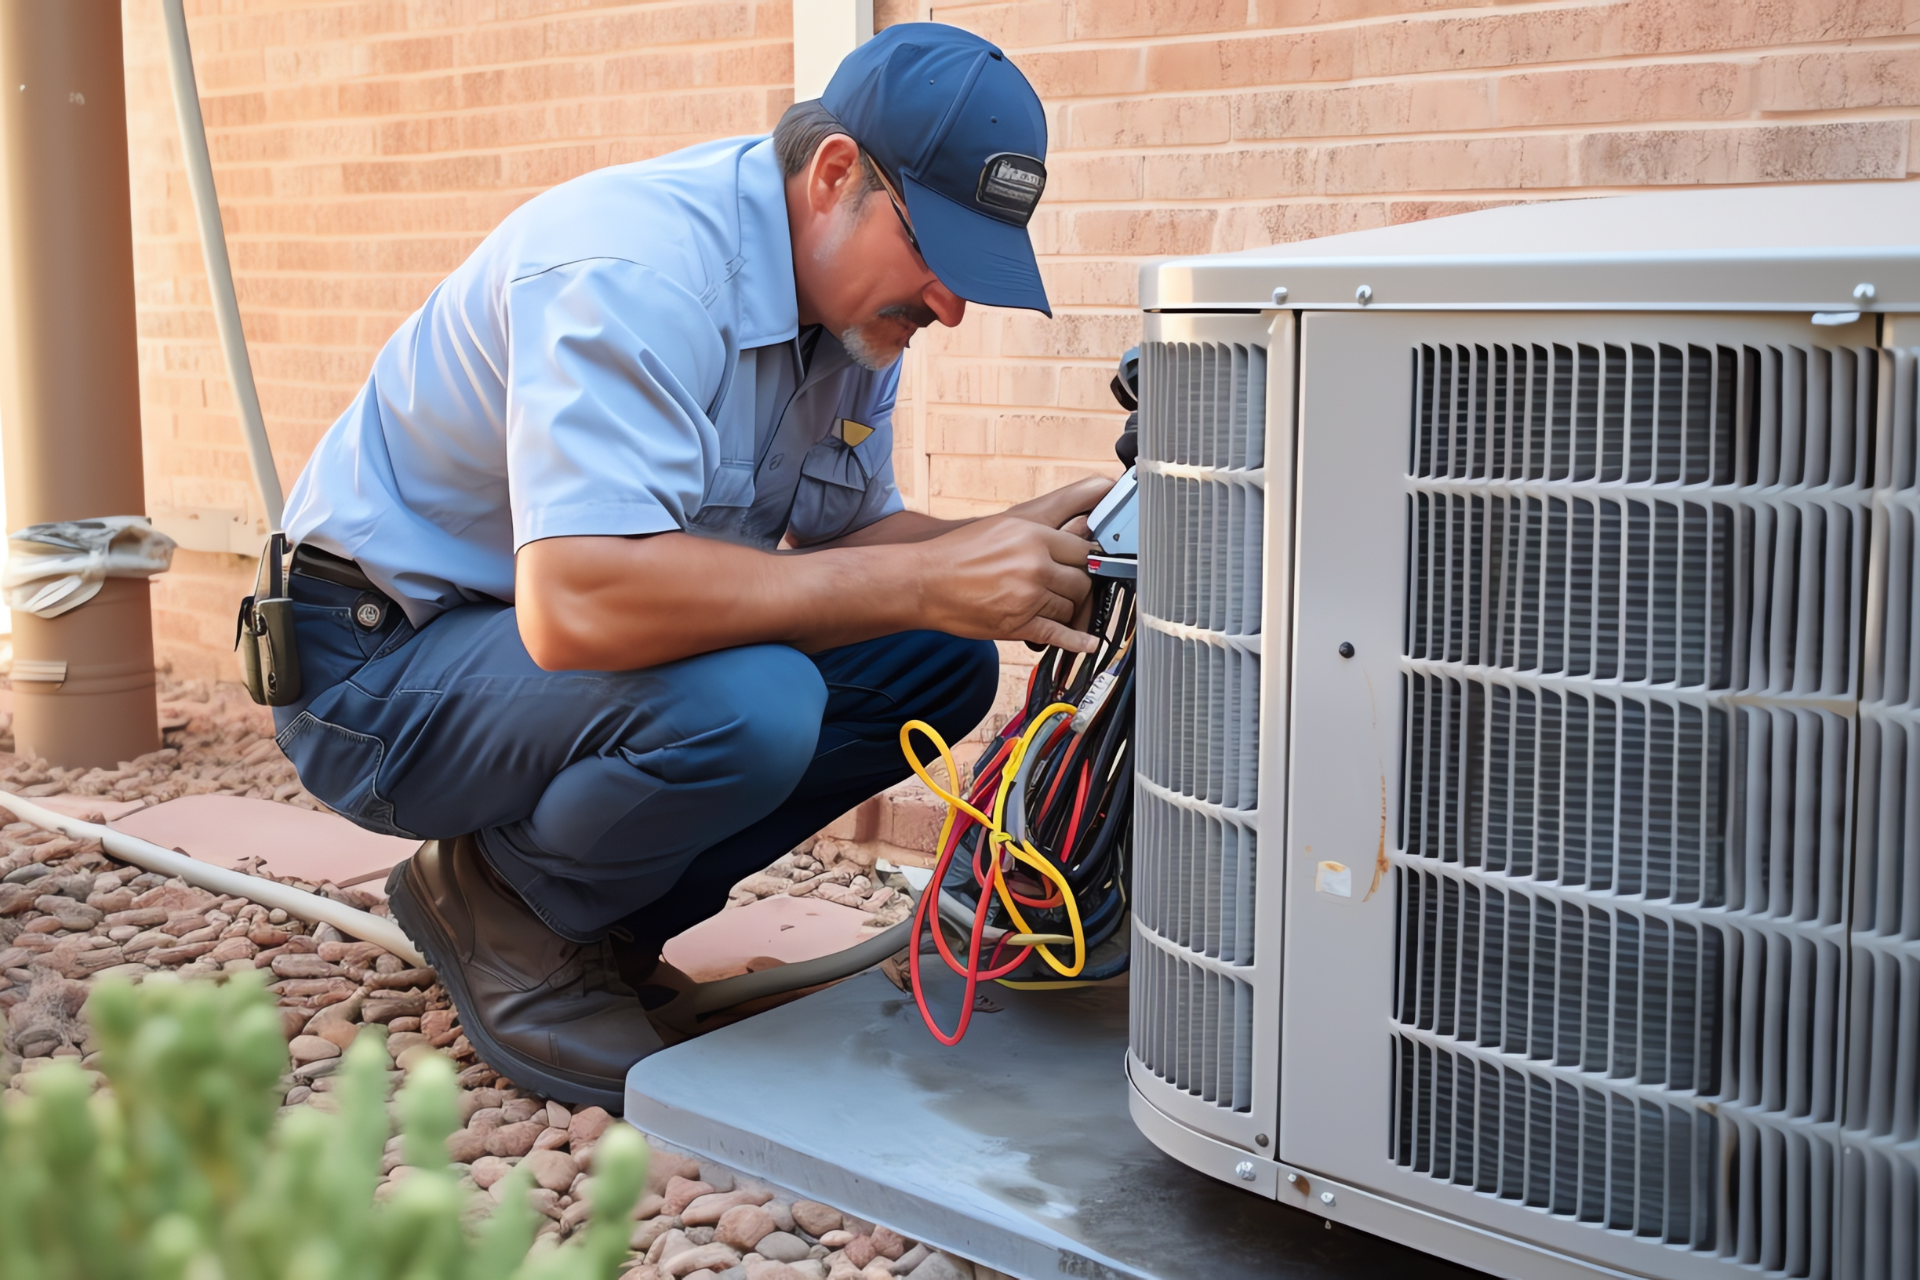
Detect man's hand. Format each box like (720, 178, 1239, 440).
(1004, 475, 1116, 539)
(914, 517, 1098, 652)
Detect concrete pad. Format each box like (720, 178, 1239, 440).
(662, 893, 881, 982)
(110, 793, 418, 896)
(627, 973, 1486, 1280)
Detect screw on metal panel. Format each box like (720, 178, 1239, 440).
(1354, 284, 1373, 305)
(1286, 1172, 1298, 1183)
(1257, 1134, 1270, 1147)
(1320, 1191, 1336, 1205)
(1338, 642, 1355, 658)
(1271, 286, 1289, 304)
(1855, 283, 1877, 302)
(1235, 1161, 1257, 1182)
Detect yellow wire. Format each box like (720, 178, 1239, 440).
(900, 705, 1087, 977)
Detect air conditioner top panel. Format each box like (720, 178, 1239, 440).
(1142, 180, 1920, 313)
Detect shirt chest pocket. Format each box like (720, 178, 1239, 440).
(790, 436, 870, 544)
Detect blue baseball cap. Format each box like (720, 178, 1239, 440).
(821, 24, 1051, 316)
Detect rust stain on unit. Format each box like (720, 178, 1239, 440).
(1364, 772, 1388, 902)
(1360, 669, 1389, 901)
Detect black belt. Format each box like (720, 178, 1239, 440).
(289, 543, 378, 594)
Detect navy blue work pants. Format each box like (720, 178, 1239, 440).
(273, 574, 997, 951)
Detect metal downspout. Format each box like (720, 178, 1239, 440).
(0, 0, 161, 767)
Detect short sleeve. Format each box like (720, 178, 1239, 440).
(503, 259, 728, 548)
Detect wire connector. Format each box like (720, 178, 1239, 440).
(1071, 669, 1118, 735)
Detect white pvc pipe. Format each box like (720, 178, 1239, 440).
(0, 792, 423, 966)
(160, 0, 284, 531)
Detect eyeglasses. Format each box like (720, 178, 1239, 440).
(862, 151, 924, 265)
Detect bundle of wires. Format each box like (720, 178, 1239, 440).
(898, 572, 1136, 1046)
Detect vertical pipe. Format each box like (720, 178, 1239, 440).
(0, 0, 160, 767)
(161, 0, 281, 530)
(791, 0, 872, 100)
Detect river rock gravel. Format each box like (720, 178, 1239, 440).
(0, 676, 1001, 1279)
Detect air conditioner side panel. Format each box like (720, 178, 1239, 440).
(1276, 310, 1412, 1174)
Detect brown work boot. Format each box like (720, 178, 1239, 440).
(386, 834, 661, 1111)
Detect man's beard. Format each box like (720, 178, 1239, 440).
(840, 303, 938, 372)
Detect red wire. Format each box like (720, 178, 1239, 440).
(1039, 734, 1079, 814)
(912, 676, 1085, 1044)
(1061, 761, 1092, 862)
(910, 825, 1033, 1045)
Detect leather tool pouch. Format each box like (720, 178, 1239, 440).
(236, 532, 303, 707)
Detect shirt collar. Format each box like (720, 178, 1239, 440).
(732, 137, 800, 349)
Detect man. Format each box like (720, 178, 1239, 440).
(272, 24, 1109, 1109)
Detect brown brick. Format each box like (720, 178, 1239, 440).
(930, 1, 1071, 48)
(1145, 30, 1355, 93)
(993, 412, 1133, 461)
(996, 313, 1144, 364)
(1146, 135, 1569, 200)
(605, 43, 792, 94)
(1231, 78, 1495, 141)
(1574, 121, 1912, 186)
(1495, 62, 1751, 127)
(1017, 48, 1146, 100)
(927, 411, 995, 455)
(1059, 208, 1219, 256)
(1044, 154, 1143, 202)
(930, 359, 1058, 408)
(1040, 261, 1138, 310)
(1067, 96, 1230, 149)
(1071, 0, 1251, 40)
(1756, 50, 1920, 112)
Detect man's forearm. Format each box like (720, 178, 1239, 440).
(809, 473, 1117, 550)
(805, 509, 967, 548)
(517, 534, 928, 670)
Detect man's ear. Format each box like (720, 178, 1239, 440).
(806, 133, 863, 216)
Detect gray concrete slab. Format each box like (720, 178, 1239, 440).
(625, 972, 1489, 1280)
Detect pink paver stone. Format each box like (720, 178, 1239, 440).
(663, 893, 881, 983)
(110, 793, 420, 898)
(36, 795, 154, 823)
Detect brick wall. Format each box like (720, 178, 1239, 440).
(122, 0, 1919, 698)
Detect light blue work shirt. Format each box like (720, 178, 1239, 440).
(282, 136, 904, 627)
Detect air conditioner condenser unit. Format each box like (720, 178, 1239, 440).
(1126, 183, 1920, 1280)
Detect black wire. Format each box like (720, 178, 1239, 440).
(941, 573, 1136, 981)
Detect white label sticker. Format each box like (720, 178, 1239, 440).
(1315, 860, 1352, 898)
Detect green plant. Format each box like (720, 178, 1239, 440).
(0, 971, 645, 1280)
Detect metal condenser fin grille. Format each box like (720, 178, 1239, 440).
(1397, 339, 1877, 1277)
(1132, 338, 1268, 1132)
(1847, 346, 1920, 1280)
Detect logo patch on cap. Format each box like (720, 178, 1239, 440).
(975, 152, 1046, 225)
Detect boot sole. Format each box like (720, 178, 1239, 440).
(386, 855, 630, 1113)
